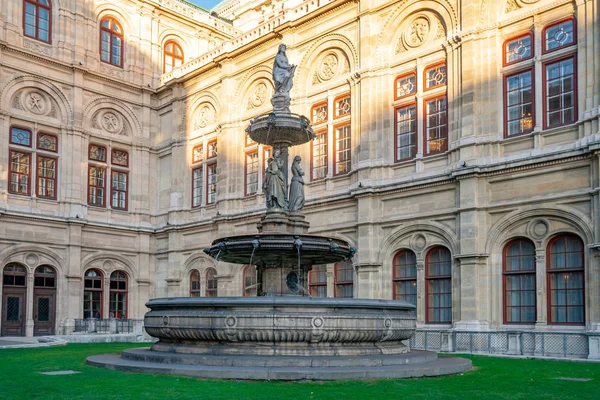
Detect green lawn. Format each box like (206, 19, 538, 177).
(0, 343, 598, 399)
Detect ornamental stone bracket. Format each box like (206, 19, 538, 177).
(352, 263, 382, 273)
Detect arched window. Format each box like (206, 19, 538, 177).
(190, 269, 201, 297)
(100, 17, 124, 67)
(308, 265, 327, 297)
(334, 260, 353, 298)
(205, 268, 217, 297)
(24, 0, 51, 43)
(503, 239, 536, 323)
(425, 247, 452, 323)
(34, 265, 55, 288)
(164, 40, 184, 73)
(84, 269, 103, 319)
(393, 250, 417, 307)
(547, 234, 584, 324)
(242, 265, 257, 296)
(109, 271, 127, 319)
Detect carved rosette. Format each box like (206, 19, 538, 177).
(92, 109, 127, 135)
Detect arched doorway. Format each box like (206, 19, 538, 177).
(33, 265, 57, 335)
(2, 263, 27, 336)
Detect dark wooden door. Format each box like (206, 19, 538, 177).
(33, 291, 55, 336)
(1, 290, 26, 336)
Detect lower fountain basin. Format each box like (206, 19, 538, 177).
(144, 297, 416, 356)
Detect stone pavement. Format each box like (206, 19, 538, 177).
(0, 336, 67, 349)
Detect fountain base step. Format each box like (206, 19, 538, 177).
(86, 349, 472, 381)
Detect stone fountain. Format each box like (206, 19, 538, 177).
(87, 44, 471, 380)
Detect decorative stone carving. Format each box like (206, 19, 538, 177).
(318, 53, 338, 82)
(194, 103, 216, 129)
(248, 82, 268, 110)
(271, 43, 295, 113)
(406, 17, 430, 47)
(411, 234, 427, 251)
(25, 91, 48, 115)
(25, 253, 39, 267)
(101, 111, 123, 134)
(288, 155, 305, 212)
(12, 92, 23, 110)
(396, 14, 446, 53)
(506, 0, 540, 13)
(528, 219, 550, 240)
(23, 39, 51, 56)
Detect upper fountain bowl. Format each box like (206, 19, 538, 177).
(246, 112, 316, 147)
(204, 234, 355, 266)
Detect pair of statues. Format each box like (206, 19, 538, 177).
(263, 151, 304, 212)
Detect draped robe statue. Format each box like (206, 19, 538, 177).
(263, 150, 287, 209)
(272, 44, 296, 96)
(288, 156, 305, 212)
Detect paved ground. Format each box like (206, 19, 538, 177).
(0, 336, 67, 349)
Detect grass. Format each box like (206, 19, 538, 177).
(0, 343, 598, 399)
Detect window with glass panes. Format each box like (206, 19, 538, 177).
(109, 271, 127, 319)
(544, 57, 576, 128)
(311, 131, 328, 180)
(503, 33, 533, 66)
(9, 127, 59, 199)
(334, 124, 351, 175)
(243, 266, 257, 296)
(100, 17, 123, 67)
(503, 239, 536, 323)
(309, 265, 327, 297)
(164, 40, 184, 73)
(205, 268, 218, 297)
(83, 269, 103, 319)
(34, 266, 55, 288)
(207, 163, 218, 204)
(334, 261, 353, 298)
(425, 247, 452, 323)
(547, 235, 584, 324)
(88, 144, 128, 209)
(505, 69, 534, 136)
(24, 0, 51, 43)
(393, 250, 417, 307)
(3, 263, 27, 287)
(245, 151, 259, 195)
(190, 270, 201, 297)
(543, 18, 575, 53)
(395, 104, 417, 161)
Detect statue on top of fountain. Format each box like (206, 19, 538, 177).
(271, 44, 296, 113)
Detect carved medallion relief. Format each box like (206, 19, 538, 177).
(12, 89, 58, 118)
(311, 50, 350, 85)
(91, 109, 128, 135)
(193, 102, 217, 130)
(395, 13, 446, 54)
(246, 80, 272, 111)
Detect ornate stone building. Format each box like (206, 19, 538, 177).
(0, 0, 599, 358)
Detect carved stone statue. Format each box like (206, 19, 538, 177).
(288, 156, 305, 212)
(271, 44, 296, 112)
(263, 150, 287, 209)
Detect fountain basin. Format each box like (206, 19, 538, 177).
(246, 112, 315, 146)
(144, 297, 416, 356)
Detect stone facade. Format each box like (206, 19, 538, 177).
(0, 0, 599, 354)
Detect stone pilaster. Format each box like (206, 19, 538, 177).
(25, 272, 34, 337)
(354, 263, 380, 299)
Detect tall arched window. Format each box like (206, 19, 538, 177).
(84, 269, 103, 319)
(334, 260, 353, 298)
(503, 239, 536, 323)
(242, 265, 257, 296)
(205, 268, 217, 297)
(109, 271, 127, 319)
(100, 17, 124, 67)
(393, 250, 417, 307)
(425, 247, 452, 323)
(24, 0, 51, 43)
(164, 40, 184, 73)
(547, 234, 584, 324)
(190, 269, 201, 297)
